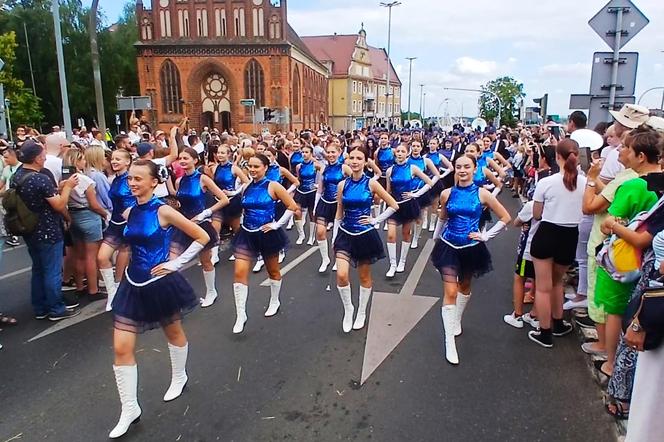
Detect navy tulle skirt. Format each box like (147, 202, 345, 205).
(294, 189, 316, 213)
(389, 198, 421, 225)
(315, 199, 337, 224)
(170, 220, 219, 255)
(431, 240, 493, 283)
(102, 221, 126, 248)
(428, 180, 445, 205)
(211, 196, 242, 223)
(334, 229, 385, 267)
(232, 226, 289, 261)
(415, 190, 433, 210)
(112, 271, 198, 333)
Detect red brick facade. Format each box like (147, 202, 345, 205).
(135, 0, 328, 134)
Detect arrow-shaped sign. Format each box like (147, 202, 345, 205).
(360, 239, 438, 384)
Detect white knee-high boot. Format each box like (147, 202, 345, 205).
(455, 292, 471, 336)
(422, 209, 429, 229)
(295, 217, 306, 244)
(109, 364, 141, 439)
(338, 285, 354, 333)
(210, 245, 219, 265)
(386, 242, 397, 277)
(265, 279, 281, 317)
(397, 241, 411, 272)
(163, 343, 188, 401)
(411, 223, 422, 249)
(318, 239, 330, 272)
(307, 222, 317, 245)
(441, 305, 459, 365)
(233, 283, 248, 334)
(200, 269, 218, 308)
(429, 212, 438, 231)
(101, 268, 117, 312)
(352, 286, 372, 330)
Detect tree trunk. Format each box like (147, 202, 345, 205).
(89, 0, 106, 134)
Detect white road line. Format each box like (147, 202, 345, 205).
(4, 244, 26, 252)
(27, 300, 107, 343)
(259, 246, 320, 286)
(399, 239, 435, 296)
(0, 266, 31, 281)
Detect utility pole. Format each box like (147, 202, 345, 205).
(90, 0, 106, 133)
(419, 83, 424, 118)
(422, 92, 426, 120)
(380, 1, 400, 128)
(51, 0, 73, 138)
(405, 56, 416, 123)
(23, 22, 37, 97)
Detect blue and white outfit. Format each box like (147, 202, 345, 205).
(294, 160, 318, 214)
(387, 162, 421, 225)
(426, 150, 448, 194)
(375, 146, 394, 189)
(431, 183, 492, 282)
(103, 172, 135, 248)
(211, 162, 242, 222)
(112, 198, 198, 333)
(409, 155, 432, 208)
(289, 150, 304, 174)
(472, 161, 493, 229)
(333, 174, 385, 267)
(266, 162, 287, 220)
(315, 161, 344, 224)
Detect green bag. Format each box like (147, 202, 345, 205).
(2, 169, 39, 235)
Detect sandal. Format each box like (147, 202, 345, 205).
(0, 314, 17, 326)
(605, 402, 629, 420)
(594, 360, 612, 378)
(523, 294, 535, 304)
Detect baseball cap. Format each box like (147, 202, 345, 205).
(137, 142, 154, 157)
(18, 139, 44, 163)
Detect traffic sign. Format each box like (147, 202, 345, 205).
(117, 96, 152, 111)
(590, 52, 638, 96)
(240, 98, 255, 106)
(588, 0, 649, 51)
(588, 95, 635, 129)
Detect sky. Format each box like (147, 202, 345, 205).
(87, 0, 664, 120)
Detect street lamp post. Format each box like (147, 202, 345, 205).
(419, 83, 424, 118)
(443, 87, 502, 128)
(380, 1, 400, 128)
(405, 56, 416, 124)
(51, 0, 73, 138)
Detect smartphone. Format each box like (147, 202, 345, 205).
(578, 146, 591, 173)
(550, 125, 561, 140)
(61, 166, 77, 180)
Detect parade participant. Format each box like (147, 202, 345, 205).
(373, 132, 395, 229)
(172, 148, 229, 308)
(98, 149, 134, 311)
(289, 138, 304, 174)
(431, 154, 511, 364)
(333, 146, 399, 332)
(464, 143, 504, 228)
(293, 145, 323, 245)
(109, 160, 209, 439)
(425, 137, 454, 231)
(231, 154, 298, 334)
(208, 143, 249, 263)
(480, 136, 510, 174)
(409, 139, 442, 248)
(315, 142, 352, 272)
(384, 144, 433, 277)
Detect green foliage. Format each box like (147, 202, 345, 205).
(478, 76, 525, 128)
(0, 0, 138, 130)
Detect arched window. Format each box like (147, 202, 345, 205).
(244, 59, 265, 108)
(292, 66, 300, 115)
(160, 59, 183, 114)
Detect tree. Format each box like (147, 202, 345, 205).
(478, 76, 524, 128)
(0, 31, 43, 127)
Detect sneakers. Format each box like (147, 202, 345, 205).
(61, 278, 78, 292)
(5, 236, 20, 247)
(581, 342, 608, 357)
(522, 312, 539, 329)
(563, 298, 588, 310)
(49, 309, 81, 321)
(528, 329, 553, 348)
(574, 315, 595, 329)
(503, 312, 524, 329)
(396, 262, 406, 273)
(35, 313, 49, 320)
(63, 291, 80, 309)
(552, 320, 574, 337)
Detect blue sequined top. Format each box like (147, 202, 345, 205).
(321, 161, 344, 202)
(298, 160, 316, 193)
(177, 170, 206, 219)
(290, 151, 304, 171)
(266, 163, 282, 182)
(376, 147, 395, 177)
(426, 151, 442, 175)
(409, 155, 426, 190)
(242, 177, 275, 231)
(124, 198, 172, 283)
(213, 162, 235, 191)
(109, 172, 135, 224)
(390, 162, 415, 202)
(341, 174, 373, 235)
(442, 184, 482, 248)
(473, 165, 488, 187)
(441, 148, 455, 162)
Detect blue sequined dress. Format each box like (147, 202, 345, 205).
(211, 161, 242, 221)
(314, 161, 344, 223)
(232, 177, 289, 260)
(333, 174, 385, 267)
(409, 154, 433, 207)
(103, 172, 136, 248)
(112, 197, 198, 333)
(388, 162, 421, 225)
(171, 170, 219, 254)
(294, 159, 317, 213)
(431, 184, 492, 282)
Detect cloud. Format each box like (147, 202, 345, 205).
(538, 63, 591, 77)
(453, 57, 498, 76)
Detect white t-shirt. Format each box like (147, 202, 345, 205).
(151, 157, 169, 198)
(516, 201, 540, 261)
(533, 173, 587, 227)
(192, 142, 205, 155)
(599, 145, 623, 181)
(44, 154, 63, 183)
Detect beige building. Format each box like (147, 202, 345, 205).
(302, 26, 402, 131)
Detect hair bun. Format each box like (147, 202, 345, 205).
(157, 164, 169, 184)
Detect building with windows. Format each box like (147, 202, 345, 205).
(135, 0, 328, 134)
(301, 26, 402, 131)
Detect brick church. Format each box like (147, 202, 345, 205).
(135, 0, 328, 134)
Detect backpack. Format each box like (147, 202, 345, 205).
(2, 169, 39, 236)
(596, 196, 664, 283)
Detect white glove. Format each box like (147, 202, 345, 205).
(370, 207, 397, 226)
(370, 173, 381, 182)
(194, 208, 213, 222)
(287, 184, 297, 194)
(491, 186, 501, 197)
(224, 189, 241, 197)
(475, 221, 506, 242)
(412, 184, 432, 198)
(267, 209, 295, 231)
(440, 168, 453, 179)
(433, 218, 447, 239)
(332, 218, 341, 244)
(160, 241, 205, 272)
(313, 192, 322, 214)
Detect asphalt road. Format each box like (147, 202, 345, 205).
(0, 195, 616, 442)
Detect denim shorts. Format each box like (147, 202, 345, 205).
(69, 209, 103, 243)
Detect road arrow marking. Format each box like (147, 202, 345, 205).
(27, 299, 108, 343)
(360, 239, 438, 384)
(259, 246, 319, 286)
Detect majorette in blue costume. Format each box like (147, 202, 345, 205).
(293, 144, 323, 246)
(408, 139, 442, 249)
(423, 137, 454, 232)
